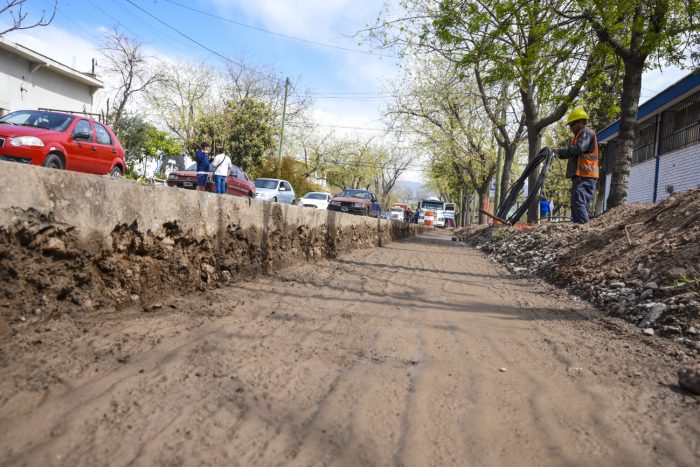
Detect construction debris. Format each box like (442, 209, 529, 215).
(456, 189, 700, 353)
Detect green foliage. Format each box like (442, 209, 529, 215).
(113, 114, 181, 175)
(227, 98, 276, 171)
(195, 98, 276, 173)
(255, 156, 323, 197)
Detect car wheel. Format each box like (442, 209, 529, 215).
(291, 199, 297, 205)
(110, 166, 122, 177)
(272, 196, 277, 202)
(248, 192, 254, 198)
(42, 154, 64, 170)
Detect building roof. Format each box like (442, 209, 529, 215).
(597, 69, 700, 143)
(0, 36, 103, 89)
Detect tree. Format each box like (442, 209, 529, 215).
(560, 1, 700, 208)
(101, 28, 163, 135)
(432, 0, 604, 221)
(147, 61, 213, 154)
(368, 0, 605, 221)
(373, 146, 414, 207)
(0, 0, 55, 36)
(384, 54, 496, 224)
(224, 98, 276, 173)
(256, 156, 323, 196)
(116, 114, 181, 176)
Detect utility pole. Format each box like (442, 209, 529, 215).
(276, 77, 290, 180)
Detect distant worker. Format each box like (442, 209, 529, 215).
(195, 142, 211, 192)
(555, 107, 599, 224)
(539, 194, 551, 220)
(210, 152, 232, 194)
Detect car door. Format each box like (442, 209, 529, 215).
(283, 181, 295, 203)
(92, 122, 117, 174)
(65, 119, 96, 173)
(226, 166, 245, 197)
(370, 192, 381, 216)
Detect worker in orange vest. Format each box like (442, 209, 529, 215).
(556, 107, 599, 224)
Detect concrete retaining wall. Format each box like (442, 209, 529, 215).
(0, 161, 416, 244)
(0, 162, 424, 320)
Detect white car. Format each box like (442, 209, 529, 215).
(254, 178, 296, 204)
(299, 192, 332, 209)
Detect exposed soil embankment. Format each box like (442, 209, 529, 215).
(0, 207, 412, 331)
(456, 189, 700, 354)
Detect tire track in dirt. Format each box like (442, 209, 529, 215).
(1, 231, 699, 466)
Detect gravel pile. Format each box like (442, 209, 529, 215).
(458, 189, 700, 354)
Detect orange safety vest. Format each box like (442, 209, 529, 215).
(572, 128, 599, 179)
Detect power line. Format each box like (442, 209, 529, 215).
(163, 0, 393, 58)
(123, 0, 269, 78)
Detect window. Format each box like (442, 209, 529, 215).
(94, 123, 112, 145)
(632, 116, 657, 165)
(72, 120, 93, 142)
(660, 90, 700, 155)
(283, 182, 292, 191)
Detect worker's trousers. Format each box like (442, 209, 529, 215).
(570, 176, 597, 224)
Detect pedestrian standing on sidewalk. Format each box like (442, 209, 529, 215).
(195, 142, 211, 192)
(555, 107, 599, 224)
(210, 152, 232, 194)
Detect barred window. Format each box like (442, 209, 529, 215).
(660, 90, 700, 155)
(632, 116, 657, 164)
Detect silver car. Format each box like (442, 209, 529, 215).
(254, 178, 297, 204)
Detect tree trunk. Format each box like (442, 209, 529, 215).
(499, 146, 516, 208)
(478, 187, 490, 225)
(463, 189, 471, 227)
(606, 60, 643, 209)
(526, 126, 543, 222)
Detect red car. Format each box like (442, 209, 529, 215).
(167, 163, 256, 198)
(327, 189, 382, 217)
(0, 109, 125, 176)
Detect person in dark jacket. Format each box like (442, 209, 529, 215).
(556, 108, 599, 224)
(195, 142, 211, 192)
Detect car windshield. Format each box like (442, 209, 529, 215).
(391, 207, 403, 212)
(304, 193, 327, 200)
(255, 179, 279, 189)
(185, 163, 197, 171)
(421, 201, 444, 211)
(0, 110, 74, 132)
(338, 190, 369, 199)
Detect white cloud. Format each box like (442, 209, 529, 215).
(641, 65, 688, 103)
(210, 0, 382, 44)
(5, 25, 102, 74)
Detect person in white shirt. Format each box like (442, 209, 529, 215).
(210, 153, 232, 194)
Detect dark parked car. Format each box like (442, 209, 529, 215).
(0, 109, 125, 176)
(167, 163, 255, 197)
(327, 189, 381, 217)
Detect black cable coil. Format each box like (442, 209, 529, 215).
(496, 147, 555, 224)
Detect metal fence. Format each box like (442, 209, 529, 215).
(659, 90, 700, 155)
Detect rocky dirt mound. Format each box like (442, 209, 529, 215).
(460, 189, 700, 354)
(0, 208, 404, 333)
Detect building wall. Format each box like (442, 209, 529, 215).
(628, 158, 657, 203)
(656, 142, 700, 202)
(0, 48, 95, 115)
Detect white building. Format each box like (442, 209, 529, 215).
(0, 36, 102, 117)
(598, 70, 700, 206)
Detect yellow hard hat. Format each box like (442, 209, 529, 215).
(566, 107, 589, 125)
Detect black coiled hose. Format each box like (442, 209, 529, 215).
(496, 147, 555, 224)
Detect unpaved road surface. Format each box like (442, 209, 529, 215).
(1, 231, 699, 466)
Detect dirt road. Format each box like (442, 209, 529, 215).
(1, 231, 698, 466)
